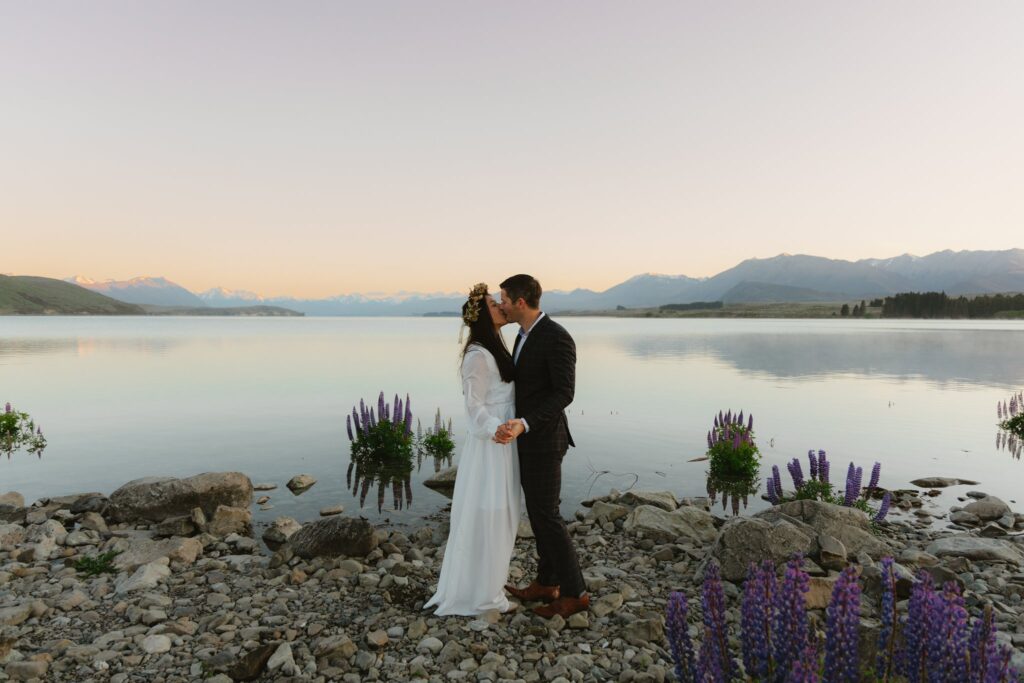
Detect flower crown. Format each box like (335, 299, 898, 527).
(462, 283, 489, 325)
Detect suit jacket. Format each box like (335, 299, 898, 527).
(512, 314, 576, 454)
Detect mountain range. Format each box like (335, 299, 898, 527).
(67, 249, 1024, 315)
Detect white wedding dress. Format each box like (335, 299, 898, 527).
(424, 344, 521, 616)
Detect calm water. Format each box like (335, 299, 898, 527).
(1, 317, 1022, 528)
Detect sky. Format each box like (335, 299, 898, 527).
(2, 1, 1023, 298)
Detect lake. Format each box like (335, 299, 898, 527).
(1, 316, 1022, 529)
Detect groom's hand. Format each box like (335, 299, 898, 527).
(503, 419, 526, 440)
(494, 424, 513, 444)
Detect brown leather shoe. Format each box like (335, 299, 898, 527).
(532, 593, 590, 619)
(505, 580, 560, 603)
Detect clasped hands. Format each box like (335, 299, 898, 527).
(493, 419, 525, 444)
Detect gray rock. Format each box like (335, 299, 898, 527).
(817, 533, 848, 571)
(267, 642, 294, 672)
(113, 536, 203, 571)
(320, 505, 344, 517)
(0, 523, 26, 550)
(424, 466, 458, 498)
(286, 475, 316, 494)
(910, 478, 979, 488)
(759, 500, 892, 560)
(24, 518, 67, 559)
(0, 603, 32, 626)
(288, 515, 380, 559)
(207, 505, 252, 537)
(153, 515, 196, 538)
(253, 483, 277, 491)
(64, 529, 101, 547)
(141, 634, 171, 654)
(228, 642, 278, 681)
(5, 660, 49, 680)
(115, 561, 171, 594)
(69, 493, 109, 514)
(623, 505, 717, 544)
(0, 491, 24, 507)
(418, 637, 444, 654)
(950, 510, 981, 525)
(710, 516, 814, 581)
(926, 535, 1024, 566)
(617, 490, 679, 511)
(262, 516, 302, 545)
(108, 472, 253, 523)
(963, 497, 1011, 522)
(79, 511, 109, 534)
(590, 500, 630, 523)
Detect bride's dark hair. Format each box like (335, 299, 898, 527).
(460, 287, 514, 383)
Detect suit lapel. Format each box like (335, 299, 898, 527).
(516, 315, 548, 368)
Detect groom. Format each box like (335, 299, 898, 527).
(496, 274, 589, 618)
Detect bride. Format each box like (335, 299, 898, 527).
(424, 283, 521, 616)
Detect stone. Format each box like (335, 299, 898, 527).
(950, 510, 981, 525)
(24, 518, 67, 559)
(115, 561, 172, 594)
(262, 516, 302, 545)
(622, 618, 664, 647)
(424, 466, 458, 498)
(590, 500, 630, 524)
(253, 483, 277, 491)
(817, 534, 848, 571)
(64, 529, 101, 547)
(0, 504, 25, 524)
(267, 642, 294, 672)
(910, 477, 979, 488)
(70, 493, 109, 514)
(286, 474, 316, 494)
(759, 500, 892, 560)
(518, 517, 535, 538)
(0, 491, 24, 507)
(141, 634, 171, 654)
(314, 635, 357, 659)
(208, 505, 252, 537)
(622, 505, 717, 544)
(5, 660, 48, 680)
(0, 523, 26, 550)
(153, 515, 196, 538)
(320, 505, 344, 516)
(964, 497, 1012, 522)
(288, 515, 379, 559)
(108, 472, 253, 522)
(980, 523, 1009, 538)
(0, 603, 32, 626)
(367, 629, 389, 648)
(228, 642, 278, 681)
(418, 636, 444, 654)
(113, 537, 203, 571)
(79, 511, 108, 534)
(710, 516, 814, 581)
(926, 535, 1024, 566)
(806, 576, 840, 609)
(617, 490, 679, 511)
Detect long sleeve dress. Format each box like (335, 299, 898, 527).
(423, 344, 521, 615)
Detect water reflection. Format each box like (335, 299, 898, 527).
(618, 328, 1024, 386)
(996, 431, 1023, 459)
(706, 474, 760, 516)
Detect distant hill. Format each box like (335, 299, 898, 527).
(0, 275, 144, 315)
(720, 281, 841, 303)
(68, 276, 208, 307)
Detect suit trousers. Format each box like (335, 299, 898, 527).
(517, 449, 586, 598)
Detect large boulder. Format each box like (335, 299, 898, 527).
(108, 472, 253, 523)
(262, 517, 302, 546)
(288, 516, 379, 559)
(925, 535, 1024, 566)
(623, 505, 717, 544)
(709, 516, 815, 581)
(208, 505, 252, 538)
(0, 523, 26, 551)
(758, 500, 892, 560)
(963, 496, 1011, 522)
(910, 477, 978, 488)
(0, 492, 24, 508)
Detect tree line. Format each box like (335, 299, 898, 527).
(879, 292, 1024, 318)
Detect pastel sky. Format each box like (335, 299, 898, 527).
(3, 1, 1022, 298)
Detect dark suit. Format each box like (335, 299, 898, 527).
(512, 314, 586, 597)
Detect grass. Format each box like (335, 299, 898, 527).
(0, 275, 144, 315)
(73, 550, 121, 576)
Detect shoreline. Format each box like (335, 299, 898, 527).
(1, 474, 1023, 681)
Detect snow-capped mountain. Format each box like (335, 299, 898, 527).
(67, 276, 207, 308)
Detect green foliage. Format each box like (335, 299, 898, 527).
(0, 404, 47, 459)
(422, 430, 455, 460)
(351, 419, 413, 463)
(707, 439, 760, 481)
(74, 550, 121, 577)
(1001, 413, 1024, 439)
(881, 291, 1024, 318)
(0, 274, 143, 315)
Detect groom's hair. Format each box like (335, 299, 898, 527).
(500, 274, 542, 309)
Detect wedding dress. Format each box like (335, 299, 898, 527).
(424, 344, 521, 616)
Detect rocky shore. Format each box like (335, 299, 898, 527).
(1, 473, 1023, 682)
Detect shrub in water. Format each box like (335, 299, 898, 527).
(0, 402, 46, 459)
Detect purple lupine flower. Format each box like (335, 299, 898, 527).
(819, 451, 830, 486)
(697, 562, 734, 683)
(773, 555, 810, 675)
(369, 407, 376, 428)
(823, 565, 861, 683)
(748, 413, 753, 431)
(737, 410, 744, 427)
(935, 581, 970, 681)
(733, 431, 742, 450)
(377, 392, 386, 421)
(393, 394, 400, 424)
(666, 591, 697, 683)
(999, 402, 1004, 419)
(725, 410, 732, 425)
(346, 414, 353, 441)
(876, 557, 897, 679)
(788, 458, 805, 490)
(740, 561, 776, 681)
(788, 643, 820, 683)
(772, 465, 783, 501)
(868, 462, 881, 492)
(898, 570, 936, 680)
(404, 395, 412, 434)
(873, 491, 892, 523)
(707, 431, 713, 450)
(808, 449, 819, 481)
(4, 403, 10, 414)
(843, 464, 861, 507)
(766, 477, 778, 505)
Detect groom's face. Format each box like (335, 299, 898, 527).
(499, 289, 521, 323)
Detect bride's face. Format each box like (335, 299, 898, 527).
(486, 296, 509, 327)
